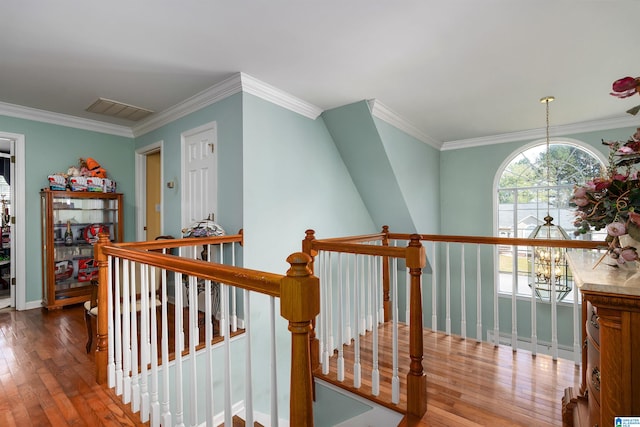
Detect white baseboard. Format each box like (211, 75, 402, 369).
(486, 330, 576, 361)
(23, 300, 44, 310)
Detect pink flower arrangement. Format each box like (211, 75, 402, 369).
(572, 129, 640, 265)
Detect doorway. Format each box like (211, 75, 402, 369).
(0, 133, 22, 310)
(135, 141, 163, 241)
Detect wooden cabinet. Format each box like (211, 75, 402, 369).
(563, 252, 640, 426)
(41, 190, 122, 309)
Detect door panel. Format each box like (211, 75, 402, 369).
(183, 126, 217, 225)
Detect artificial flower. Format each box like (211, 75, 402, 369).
(573, 130, 640, 265)
(610, 76, 640, 98)
(607, 222, 626, 236)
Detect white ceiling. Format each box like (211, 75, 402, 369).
(1, 1, 639, 146)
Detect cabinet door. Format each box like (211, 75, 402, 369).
(42, 191, 122, 308)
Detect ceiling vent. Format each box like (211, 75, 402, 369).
(86, 97, 154, 121)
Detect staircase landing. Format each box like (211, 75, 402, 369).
(314, 323, 581, 426)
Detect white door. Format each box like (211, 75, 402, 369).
(181, 123, 218, 227)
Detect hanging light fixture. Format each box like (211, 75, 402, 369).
(528, 96, 572, 302)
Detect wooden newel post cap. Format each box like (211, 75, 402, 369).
(406, 234, 426, 269)
(281, 252, 320, 321)
(97, 232, 110, 244)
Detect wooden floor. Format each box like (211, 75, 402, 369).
(1, 305, 581, 426)
(0, 305, 147, 426)
(314, 322, 582, 426)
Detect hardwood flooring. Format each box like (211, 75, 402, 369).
(1, 305, 580, 426)
(314, 322, 582, 426)
(0, 305, 146, 426)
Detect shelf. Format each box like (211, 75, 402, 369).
(41, 190, 123, 310)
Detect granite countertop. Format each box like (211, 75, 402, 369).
(567, 251, 640, 297)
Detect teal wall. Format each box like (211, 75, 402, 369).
(0, 115, 135, 304)
(242, 93, 376, 415)
(323, 101, 415, 231)
(374, 117, 440, 234)
(439, 125, 639, 344)
(134, 93, 244, 236)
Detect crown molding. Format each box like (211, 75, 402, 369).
(367, 99, 442, 149)
(132, 73, 243, 137)
(442, 114, 640, 151)
(0, 101, 134, 138)
(240, 73, 323, 120)
(132, 72, 323, 137)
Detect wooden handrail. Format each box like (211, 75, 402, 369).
(392, 233, 607, 249)
(94, 232, 318, 426)
(101, 246, 281, 297)
(117, 232, 243, 250)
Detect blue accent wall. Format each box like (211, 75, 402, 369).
(0, 114, 135, 304)
(134, 93, 244, 236)
(241, 93, 376, 414)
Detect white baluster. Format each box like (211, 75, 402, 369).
(140, 265, 150, 422)
(550, 254, 558, 360)
(531, 247, 538, 356)
(107, 256, 115, 388)
(344, 254, 352, 344)
(446, 243, 451, 335)
(204, 277, 214, 425)
(405, 267, 410, 325)
(493, 246, 500, 347)
(269, 297, 279, 427)
(371, 255, 380, 396)
(337, 253, 344, 382)
(188, 274, 198, 427)
(112, 258, 122, 395)
(366, 248, 373, 331)
(160, 266, 172, 426)
(174, 271, 185, 427)
(244, 291, 254, 426)
(149, 266, 160, 427)
(320, 251, 330, 375)
(511, 245, 518, 351)
(327, 252, 334, 353)
(218, 245, 227, 338)
(122, 260, 132, 404)
(431, 242, 437, 332)
(131, 262, 140, 413)
(391, 256, 399, 404)
(476, 245, 482, 343)
(230, 243, 238, 332)
(353, 255, 361, 389)
(223, 284, 232, 427)
(460, 244, 466, 339)
(573, 264, 581, 365)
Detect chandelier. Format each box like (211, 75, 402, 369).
(527, 96, 571, 302)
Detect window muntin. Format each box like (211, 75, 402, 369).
(496, 142, 605, 300)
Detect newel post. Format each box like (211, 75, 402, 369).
(281, 252, 320, 427)
(381, 225, 391, 322)
(301, 229, 320, 371)
(406, 234, 427, 417)
(94, 232, 110, 384)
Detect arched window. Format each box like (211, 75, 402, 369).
(495, 140, 606, 299)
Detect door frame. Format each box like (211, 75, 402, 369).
(135, 140, 164, 242)
(0, 131, 25, 310)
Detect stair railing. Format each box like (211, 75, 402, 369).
(303, 228, 428, 418)
(93, 232, 319, 426)
(303, 226, 607, 420)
